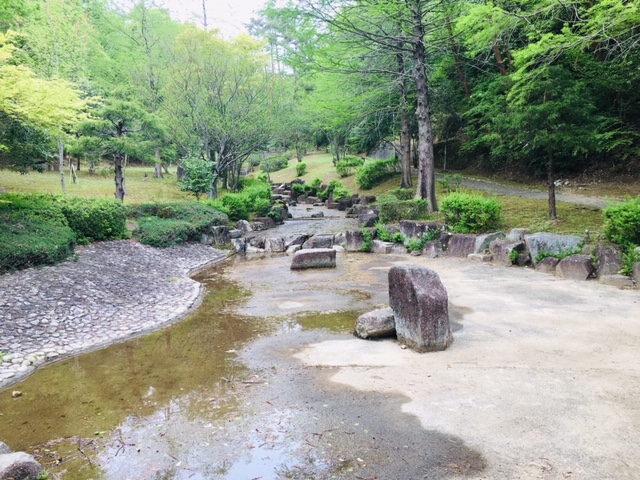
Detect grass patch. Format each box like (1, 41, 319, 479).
(0, 166, 192, 204)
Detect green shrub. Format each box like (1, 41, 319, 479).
(0, 207, 76, 273)
(355, 158, 400, 189)
(291, 183, 305, 198)
(135, 217, 195, 248)
(437, 173, 463, 193)
(260, 155, 289, 173)
(211, 194, 249, 221)
(296, 162, 307, 177)
(132, 202, 228, 247)
(621, 248, 640, 276)
(59, 197, 128, 244)
(535, 247, 582, 264)
(206, 179, 272, 221)
(375, 221, 392, 242)
(440, 192, 502, 233)
(253, 197, 272, 217)
(603, 196, 640, 246)
(393, 232, 406, 243)
(378, 195, 429, 223)
(391, 188, 414, 200)
(319, 179, 350, 201)
(360, 228, 373, 252)
(335, 156, 364, 178)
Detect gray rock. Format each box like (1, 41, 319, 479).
(248, 237, 265, 249)
(536, 256, 560, 274)
(290, 248, 337, 270)
(516, 253, 531, 266)
(286, 245, 302, 255)
(228, 229, 243, 239)
(332, 245, 345, 252)
(333, 232, 346, 246)
(446, 235, 477, 258)
(338, 198, 355, 211)
(345, 230, 366, 252)
(354, 307, 396, 339)
(598, 274, 635, 289)
(230, 239, 246, 255)
(468, 253, 492, 262)
(310, 211, 324, 218)
(633, 262, 640, 285)
(264, 237, 286, 253)
(211, 225, 229, 246)
(302, 234, 334, 250)
(391, 244, 409, 255)
(507, 228, 529, 242)
(253, 217, 276, 230)
(399, 221, 441, 242)
(422, 240, 443, 258)
(359, 213, 379, 228)
(525, 233, 582, 266)
(0, 452, 43, 480)
(474, 232, 505, 253)
(490, 240, 524, 267)
(595, 244, 623, 277)
(388, 265, 452, 352)
(556, 255, 595, 280)
(371, 240, 394, 254)
(285, 234, 309, 248)
(0, 442, 11, 455)
(236, 220, 252, 234)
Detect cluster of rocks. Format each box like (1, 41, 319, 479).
(0, 441, 43, 480)
(355, 265, 453, 353)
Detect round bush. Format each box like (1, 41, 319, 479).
(604, 196, 640, 246)
(440, 192, 502, 233)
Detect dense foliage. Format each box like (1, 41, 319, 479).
(355, 159, 401, 190)
(440, 193, 502, 233)
(206, 179, 272, 221)
(59, 197, 128, 244)
(603, 197, 640, 247)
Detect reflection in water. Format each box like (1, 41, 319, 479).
(0, 261, 359, 479)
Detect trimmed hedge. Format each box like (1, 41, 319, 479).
(0, 195, 76, 273)
(59, 197, 128, 244)
(131, 202, 228, 247)
(355, 158, 401, 189)
(440, 192, 502, 233)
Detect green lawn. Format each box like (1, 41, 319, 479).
(0, 166, 192, 204)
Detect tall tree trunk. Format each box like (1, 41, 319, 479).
(76, 156, 81, 171)
(410, 1, 437, 211)
(57, 137, 66, 195)
(397, 46, 413, 189)
(492, 39, 507, 76)
(153, 147, 163, 178)
(446, 16, 471, 99)
(114, 153, 126, 202)
(547, 152, 557, 220)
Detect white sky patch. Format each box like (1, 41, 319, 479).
(158, 0, 267, 37)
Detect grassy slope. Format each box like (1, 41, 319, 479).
(270, 153, 604, 236)
(0, 167, 192, 204)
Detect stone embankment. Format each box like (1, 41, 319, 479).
(0, 241, 226, 389)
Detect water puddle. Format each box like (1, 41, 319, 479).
(0, 260, 360, 479)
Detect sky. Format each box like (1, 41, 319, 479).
(159, 0, 268, 37)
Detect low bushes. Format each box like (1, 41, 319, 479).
(355, 158, 400, 189)
(378, 195, 429, 224)
(260, 155, 289, 173)
(132, 202, 228, 248)
(296, 162, 307, 177)
(440, 192, 502, 233)
(59, 197, 128, 244)
(206, 178, 272, 221)
(336, 155, 365, 178)
(603, 196, 640, 247)
(318, 179, 350, 201)
(0, 193, 129, 272)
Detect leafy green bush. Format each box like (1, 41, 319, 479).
(135, 217, 195, 248)
(391, 188, 414, 200)
(296, 162, 307, 177)
(206, 178, 272, 221)
(291, 183, 305, 198)
(335, 155, 365, 177)
(178, 155, 215, 201)
(603, 196, 640, 246)
(59, 197, 128, 244)
(319, 180, 350, 201)
(132, 202, 228, 247)
(0, 196, 76, 273)
(355, 158, 400, 189)
(378, 195, 429, 223)
(440, 192, 502, 233)
(393, 232, 406, 243)
(360, 228, 373, 252)
(212, 194, 249, 221)
(375, 221, 392, 242)
(260, 155, 289, 173)
(437, 173, 463, 193)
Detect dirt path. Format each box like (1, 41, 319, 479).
(438, 174, 610, 208)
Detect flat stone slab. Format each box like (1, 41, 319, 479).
(302, 234, 334, 249)
(290, 248, 337, 270)
(525, 233, 582, 266)
(371, 240, 394, 254)
(446, 235, 477, 258)
(354, 307, 396, 339)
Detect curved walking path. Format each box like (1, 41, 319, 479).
(438, 174, 610, 208)
(0, 241, 227, 389)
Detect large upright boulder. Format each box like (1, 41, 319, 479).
(556, 254, 595, 280)
(446, 234, 477, 257)
(0, 452, 43, 480)
(525, 233, 582, 266)
(594, 244, 623, 277)
(302, 234, 334, 249)
(345, 230, 366, 252)
(388, 265, 452, 352)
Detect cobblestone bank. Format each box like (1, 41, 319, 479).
(0, 241, 227, 389)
